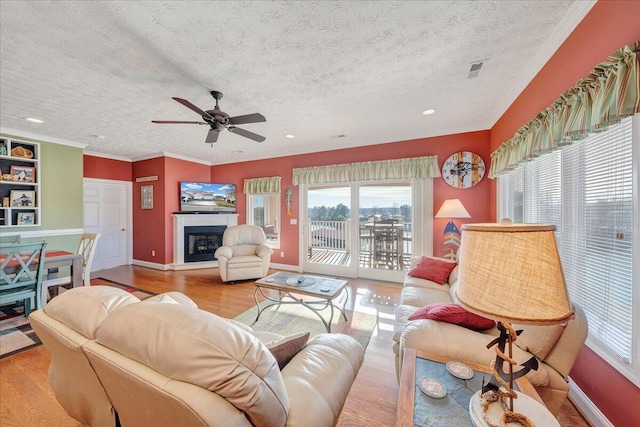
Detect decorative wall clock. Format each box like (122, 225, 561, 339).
(442, 151, 486, 189)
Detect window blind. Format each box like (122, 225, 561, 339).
(561, 118, 633, 362)
(498, 116, 635, 369)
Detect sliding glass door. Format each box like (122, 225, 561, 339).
(301, 179, 431, 282)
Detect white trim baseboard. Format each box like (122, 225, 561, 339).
(268, 262, 299, 272)
(568, 378, 612, 427)
(132, 259, 171, 271)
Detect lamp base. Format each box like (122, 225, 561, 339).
(469, 391, 559, 427)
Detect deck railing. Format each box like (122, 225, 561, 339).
(307, 220, 413, 268)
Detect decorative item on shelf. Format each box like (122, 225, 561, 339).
(9, 190, 35, 207)
(2, 197, 9, 207)
(456, 219, 571, 427)
(16, 212, 35, 225)
(10, 146, 34, 159)
(10, 165, 35, 183)
(2, 174, 14, 181)
(435, 198, 470, 261)
(442, 151, 485, 188)
(285, 188, 292, 216)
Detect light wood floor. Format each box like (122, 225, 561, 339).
(0, 266, 590, 426)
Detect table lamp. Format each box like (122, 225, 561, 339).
(455, 220, 573, 426)
(435, 199, 470, 261)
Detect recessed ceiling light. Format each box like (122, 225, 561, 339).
(25, 117, 44, 123)
(422, 109, 436, 115)
(285, 134, 295, 139)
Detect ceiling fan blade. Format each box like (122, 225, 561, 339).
(172, 97, 214, 120)
(228, 113, 266, 125)
(228, 126, 265, 142)
(206, 129, 220, 144)
(152, 120, 208, 125)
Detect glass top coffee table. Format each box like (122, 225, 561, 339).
(254, 272, 349, 332)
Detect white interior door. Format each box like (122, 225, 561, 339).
(83, 178, 132, 271)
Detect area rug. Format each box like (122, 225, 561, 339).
(0, 278, 156, 359)
(233, 301, 378, 350)
(0, 304, 41, 359)
(91, 277, 156, 300)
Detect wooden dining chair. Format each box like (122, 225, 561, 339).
(40, 232, 101, 307)
(0, 241, 47, 316)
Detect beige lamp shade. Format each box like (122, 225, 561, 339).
(455, 222, 573, 325)
(435, 199, 471, 218)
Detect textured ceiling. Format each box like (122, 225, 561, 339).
(0, 1, 594, 165)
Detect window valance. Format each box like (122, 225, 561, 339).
(490, 41, 639, 178)
(243, 176, 281, 194)
(292, 156, 440, 185)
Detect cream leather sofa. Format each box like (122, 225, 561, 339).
(393, 258, 588, 416)
(30, 286, 364, 427)
(215, 224, 273, 282)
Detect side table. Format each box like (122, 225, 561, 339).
(396, 349, 547, 427)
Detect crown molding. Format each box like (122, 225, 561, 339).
(0, 127, 88, 149)
(83, 150, 133, 162)
(132, 151, 212, 166)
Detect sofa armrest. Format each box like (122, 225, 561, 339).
(214, 245, 233, 260)
(256, 244, 273, 258)
(281, 334, 364, 427)
(400, 319, 550, 387)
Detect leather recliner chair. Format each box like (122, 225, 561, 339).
(214, 224, 273, 282)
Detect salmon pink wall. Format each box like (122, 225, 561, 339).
(211, 130, 492, 266)
(83, 155, 131, 181)
(131, 158, 166, 263)
(488, 1, 640, 424)
(162, 157, 212, 264)
(130, 157, 212, 265)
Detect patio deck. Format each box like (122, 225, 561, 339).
(307, 247, 411, 270)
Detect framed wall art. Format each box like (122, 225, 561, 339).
(141, 185, 153, 209)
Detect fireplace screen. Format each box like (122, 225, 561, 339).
(184, 225, 226, 262)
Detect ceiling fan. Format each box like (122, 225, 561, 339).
(152, 91, 266, 144)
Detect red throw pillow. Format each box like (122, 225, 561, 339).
(408, 303, 496, 331)
(407, 257, 457, 284)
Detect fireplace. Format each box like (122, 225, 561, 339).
(172, 213, 238, 269)
(184, 226, 226, 262)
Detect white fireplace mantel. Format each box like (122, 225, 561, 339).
(172, 213, 238, 270)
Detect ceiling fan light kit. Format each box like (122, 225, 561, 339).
(152, 90, 266, 144)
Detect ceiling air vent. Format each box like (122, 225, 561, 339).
(468, 60, 487, 79)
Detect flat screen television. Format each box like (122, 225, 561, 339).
(179, 182, 236, 213)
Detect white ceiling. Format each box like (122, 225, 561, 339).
(0, 1, 595, 165)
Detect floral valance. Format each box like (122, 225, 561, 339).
(490, 41, 639, 178)
(243, 176, 281, 194)
(292, 155, 440, 186)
